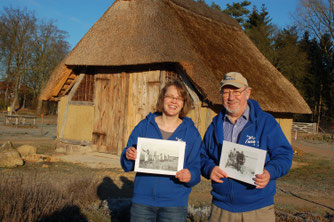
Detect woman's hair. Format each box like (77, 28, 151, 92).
(156, 79, 194, 118)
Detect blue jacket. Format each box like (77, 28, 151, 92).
(121, 112, 201, 207)
(201, 99, 293, 212)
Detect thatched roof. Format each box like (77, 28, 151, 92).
(40, 0, 311, 114)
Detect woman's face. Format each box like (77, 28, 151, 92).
(162, 85, 184, 117)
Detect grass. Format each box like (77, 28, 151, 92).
(275, 153, 334, 221)
(1, 143, 334, 221)
(297, 133, 334, 143)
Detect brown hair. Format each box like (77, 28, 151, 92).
(156, 79, 193, 118)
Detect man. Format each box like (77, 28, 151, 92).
(200, 72, 293, 222)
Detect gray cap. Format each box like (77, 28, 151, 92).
(220, 72, 248, 89)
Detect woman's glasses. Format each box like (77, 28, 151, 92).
(164, 95, 184, 102)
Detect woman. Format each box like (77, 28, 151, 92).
(120, 79, 201, 222)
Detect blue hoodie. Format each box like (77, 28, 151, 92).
(201, 99, 293, 212)
(121, 112, 201, 207)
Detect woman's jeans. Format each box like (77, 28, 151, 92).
(130, 202, 187, 222)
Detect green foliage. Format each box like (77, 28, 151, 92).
(274, 27, 309, 93)
(298, 32, 334, 126)
(223, 1, 251, 26)
(243, 5, 277, 63)
(210, 2, 221, 11)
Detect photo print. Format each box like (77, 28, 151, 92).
(134, 137, 186, 175)
(219, 141, 267, 185)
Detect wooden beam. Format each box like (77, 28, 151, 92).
(51, 68, 73, 97)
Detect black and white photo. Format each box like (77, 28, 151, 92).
(134, 137, 185, 175)
(219, 141, 267, 185)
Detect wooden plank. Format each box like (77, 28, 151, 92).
(121, 72, 129, 154)
(62, 75, 78, 96)
(126, 73, 135, 140)
(52, 68, 73, 97)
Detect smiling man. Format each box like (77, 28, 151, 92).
(200, 72, 293, 222)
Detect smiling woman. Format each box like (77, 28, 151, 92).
(120, 79, 202, 222)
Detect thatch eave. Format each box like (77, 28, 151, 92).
(41, 0, 312, 115)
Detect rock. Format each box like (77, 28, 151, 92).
(17, 145, 37, 158)
(1, 141, 15, 150)
(0, 141, 24, 168)
(23, 154, 59, 163)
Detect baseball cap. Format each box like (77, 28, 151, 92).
(220, 72, 248, 89)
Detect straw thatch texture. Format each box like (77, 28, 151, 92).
(40, 58, 72, 101)
(41, 0, 311, 114)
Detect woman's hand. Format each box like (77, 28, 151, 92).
(176, 169, 191, 183)
(126, 147, 137, 160)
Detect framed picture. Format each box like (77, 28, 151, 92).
(134, 137, 186, 175)
(219, 141, 267, 186)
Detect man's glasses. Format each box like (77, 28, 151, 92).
(221, 87, 247, 98)
(164, 95, 184, 102)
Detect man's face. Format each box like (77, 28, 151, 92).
(221, 85, 251, 118)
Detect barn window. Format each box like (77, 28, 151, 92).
(165, 71, 180, 82)
(71, 74, 95, 102)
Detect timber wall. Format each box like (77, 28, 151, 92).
(56, 67, 293, 154)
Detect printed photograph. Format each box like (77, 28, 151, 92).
(134, 137, 186, 175)
(219, 141, 267, 185)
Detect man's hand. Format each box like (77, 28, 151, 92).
(125, 147, 137, 160)
(255, 169, 270, 188)
(176, 169, 191, 183)
(210, 166, 228, 183)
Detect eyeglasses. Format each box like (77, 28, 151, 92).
(221, 87, 247, 98)
(164, 95, 184, 102)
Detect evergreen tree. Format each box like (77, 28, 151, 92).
(223, 1, 251, 27)
(299, 32, 334, 128)
(274, 27, 309, 92)
(243, 5, 277, 64)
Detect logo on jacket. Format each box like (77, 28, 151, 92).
(245, 135, 256, 145)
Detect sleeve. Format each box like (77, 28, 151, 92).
(200, 124, 219, 180)
(120, 121, 144, 172)
(264, 118, 294, 180)
(183, 128, 202, 187)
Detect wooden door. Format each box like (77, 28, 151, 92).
(93, 70, 161, 154)
(93, 73, 128, 154)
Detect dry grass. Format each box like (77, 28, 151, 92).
(275, 153, 334, 221)
(0, 162, 111, 222)
(1, 143, 334, 222)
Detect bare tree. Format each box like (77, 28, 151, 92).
(295, 0, 334, 41)
(28, 20, 69, 113)
(0, 7, 36, 113)
(0, 7, 69, 113)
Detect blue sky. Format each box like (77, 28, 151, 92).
(0, 0, 299, 49)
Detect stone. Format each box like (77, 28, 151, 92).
(17, 145, 37, 158)
(0, 141, 23, 168)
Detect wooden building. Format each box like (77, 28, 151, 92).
(40, 0, 311, 155)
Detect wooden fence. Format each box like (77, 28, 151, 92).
(292, 122, 317, 134)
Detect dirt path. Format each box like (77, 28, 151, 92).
(1, 113, 333, 168)
(291, 138, 334, 158)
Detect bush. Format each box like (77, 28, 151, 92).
(0, 172, 101, 222)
